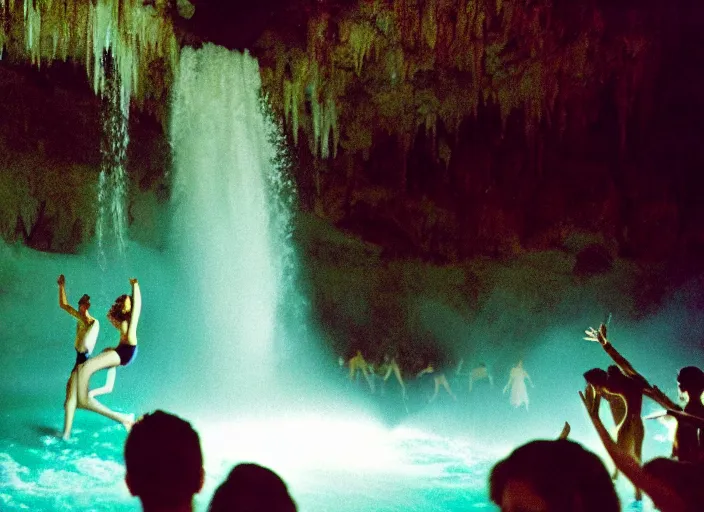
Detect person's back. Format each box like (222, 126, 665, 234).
(208, 463, 296, 512)
(124, 410, 204, 512)
(489, 439, 620, 512)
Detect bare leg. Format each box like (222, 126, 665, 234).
(77, 351, 134, 430)
(89, 367, 116, 399)
(429, 378, 440, 402)
(62, 369, 78, 440)
(439, 375, 457, 401)
(393, 367, 407, 399)
(362, 369, 375, 393)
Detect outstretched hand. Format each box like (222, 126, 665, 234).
(57, 274, 65, 286)
(584, 324, 608, 345)
(129, 278, 138, 285)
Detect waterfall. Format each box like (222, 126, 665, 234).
(169, 44, 295, 395)
(96, 57, 129, 268)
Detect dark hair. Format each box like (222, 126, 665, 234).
(208, 463, 297, 512)
(678, 367, 704, 393)
(584, 368, 608, 387)
(109, 294, 131, 322)
(489, 439, 619, 512)
(78, 294, 91, 307)
(124, 410, 203, 508)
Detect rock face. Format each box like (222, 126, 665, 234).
(0, 0, 702, 271)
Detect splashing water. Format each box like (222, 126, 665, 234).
(169, 44, 295, 398)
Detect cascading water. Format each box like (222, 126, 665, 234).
(169, 44, 295, 402)
(96, 58, 129, 268)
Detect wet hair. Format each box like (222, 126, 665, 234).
(677, 367, 704, 393)
(208, 463, 297, 512)
(109, 294, 131, 322)
(489, 439, 619, 512)
(124, 410, 203, 508)
(78, 294, 90, 308)
(584, 368, 608, 387)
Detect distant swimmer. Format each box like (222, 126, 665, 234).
(348, 350, 375, 393)
(417, 362, 457, 402)
(468, 362, 494, 393)
(57, 274, 101, 440)
(503, 360, 533, 410)
(76, 278, 141, 431)
(379, 354, 407, 399)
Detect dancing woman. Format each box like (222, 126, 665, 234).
(503, 360, 533, 410)
(58, 274, 101, 440)
(584, 366, 645, 500)
(76, 278, 141, 430)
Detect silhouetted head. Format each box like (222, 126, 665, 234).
(124, 410, 204, 510)
(109, 294, 132, 323)
(643, 457, 704, 510)
(677, 367, 704, 395)
(208, 463, 297, 512)
(78, 294, 91, 312)
(489, 439, 619, 512)
(583, 368, 608, 388)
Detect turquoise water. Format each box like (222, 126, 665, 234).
(0, 388, 661, 512)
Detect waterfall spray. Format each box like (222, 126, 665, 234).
(169, 45, 297, 401)
(96, 55, 129, 268)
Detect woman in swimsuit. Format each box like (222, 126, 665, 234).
(58, 274, 102, 440)
(76, 278, 141, 430)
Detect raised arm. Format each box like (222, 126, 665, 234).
(127, 278, 141, 343)
(417, 365, 434, 378)
(57, 274, 81, 321)
(584, 324, 639, 378)
(579, 391, 689, 512)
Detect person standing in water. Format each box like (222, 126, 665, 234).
(503, 360, 534, 410)
(417, 362, 457, 402)
(76, 278, 141, 431)
(58, 274, 102, 440)
(348, 350, 375, 393)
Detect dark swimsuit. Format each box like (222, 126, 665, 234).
(74, 350, 89, 368)
(113, 344, 138, 366)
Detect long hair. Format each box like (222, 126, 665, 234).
(109, 294, 131, 323)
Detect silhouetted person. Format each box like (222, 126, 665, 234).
(580, 390, 695, 512)
(348, 350, 375, 393)
(643, 457, 704, 512)
(417, 362, 457, 402)
(584, 366, 644, 500)
(585, 324, 680, 411)
(208, 463, 297, 512)
(379, 354, 407, 399)
(468, 362, 494, 392)
(124, 410, 204, 512)
(489, 439, 620, 512)
(673, 366, 704, 463)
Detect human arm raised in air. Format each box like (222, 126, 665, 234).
(584, 324, 640, 378)
(579, 391, 688, 512)
(127, 278, 141, 344)
(57, 274, 82, 322)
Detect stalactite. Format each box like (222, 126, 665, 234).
(421, 0, 437, 50)
(348, 20, 376, 76)
(256, 0, 655, 169)
(2, 0, 177, 111)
